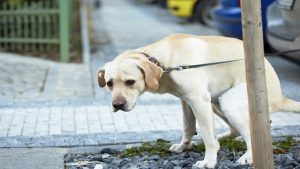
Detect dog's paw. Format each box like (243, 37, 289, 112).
(236, 151, 253, 165)
(192, 160, 216, 169)
(169, 141, 196, 153)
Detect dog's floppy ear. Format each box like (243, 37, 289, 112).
(137, 60, 163, 91)
(97, 65, 106, 88)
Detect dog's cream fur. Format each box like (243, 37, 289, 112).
(97, 34, 300, 168)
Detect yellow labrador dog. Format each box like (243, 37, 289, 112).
(97, 34, 300, 168)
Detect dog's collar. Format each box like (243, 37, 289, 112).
(139, 52, 171, 72)
(140, 52, 163, 68)
(139, 52, 244, 73)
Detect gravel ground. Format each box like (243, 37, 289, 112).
(64, 137, 300, 169)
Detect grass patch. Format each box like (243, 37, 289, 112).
(122, 138, 247, 157)
(193, 138, 247, 153)
(273, 136, 299, 154)
(220, 138, 247, 152)
(121, 136, 299, 157)
(122, 139, 171, 157)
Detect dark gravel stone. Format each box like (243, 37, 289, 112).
(91, 154, 103, 161)
(102, 157, 112, 163)
(231, 164, 251, 169)
(177, 159, 191, 167)
(174, 166, 182, 169)
(64, 154, 74, 162)
(217, 161, 235, 169)
(189, 152, 201, 159)
(283, 159, 297, 167)
(101, 148, 113, 154)
(112, 158, 124, 166)
(135, 156, 148, 162)
(147, 155, 160, 161)
(223, 147, 230, 153)
(175, 153, 189, 160)
(162, 160, 174, 169)
(171, 160, 180, 166)
(76, 154, 85, 158)
(280, 166, 294, 169)
(64, 138, 300, 169)
(69, 166, 77, 169)
(218, 150, 228, 160)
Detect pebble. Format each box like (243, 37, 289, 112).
(162, 160, 174, 169)
(91, 154, 102, 161)
(64, 154, 74, 162)
(101, 153, 110, 158)
(147, 155, 160, 161)
(101, 148, 113, 154)
(94, 164, 104, 169)
(112, 158, 123, 166)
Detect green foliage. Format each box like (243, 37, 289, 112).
(2, 0, 39, 6)
(193, 138, 247, 153)
(273, 136, 298, 150)
(5, 0, 23, 5)
(220, 138, 247, 152)
(121, 137, 299, 157)
(192, 142, 206, 153)
(122, 138, 248, 157)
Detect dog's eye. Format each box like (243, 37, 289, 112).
(107, 80, 113, 87)
(125, 80, 135, 86)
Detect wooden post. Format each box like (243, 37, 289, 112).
(240, 0, 274, 169)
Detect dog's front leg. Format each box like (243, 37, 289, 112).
(169, 100, 196, 153)
(188, 95, 220, 169)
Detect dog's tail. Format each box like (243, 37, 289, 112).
(277, 98, 300, 113)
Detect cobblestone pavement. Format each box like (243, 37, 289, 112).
(0, 106, 300, 147)
(0, 0, 300, 147)
(0, 53, 93, 107)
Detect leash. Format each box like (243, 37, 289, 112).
(140, 52, 244, 73)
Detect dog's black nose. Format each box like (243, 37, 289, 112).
(113, 102, 125, 110)
(112, 100, 126, 110)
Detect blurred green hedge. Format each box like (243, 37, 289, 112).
(3, 0, 41, 5)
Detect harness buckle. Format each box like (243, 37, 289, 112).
(148, 57, 159, 65)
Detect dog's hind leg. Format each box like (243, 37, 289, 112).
(169, 100, 196, 153)
(212, 103, 240, 140)
(219, 83, 253, 165)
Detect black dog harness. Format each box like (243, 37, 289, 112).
(140, 52, 244, 73)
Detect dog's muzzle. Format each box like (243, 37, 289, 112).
(112, 96, 127, 111)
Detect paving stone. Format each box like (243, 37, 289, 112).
(0, 0, 300, 149)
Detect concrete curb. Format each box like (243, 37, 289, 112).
(0, 52, 55, 66)
(0, 126, 299, 148)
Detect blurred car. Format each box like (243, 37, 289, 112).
(267, 0, 300, 58)
(140, 0, 158, 3)
(167, 0, 218, 27)
(212, 0, 274, 39)
(158, 0, 167, 8)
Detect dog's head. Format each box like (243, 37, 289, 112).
(97, 51, 163, 112)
